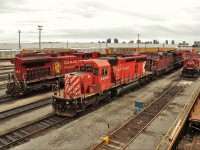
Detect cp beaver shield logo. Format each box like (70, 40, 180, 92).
(54, 61, 61, 74)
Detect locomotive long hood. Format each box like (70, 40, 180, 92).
(20, 56, 52, 64)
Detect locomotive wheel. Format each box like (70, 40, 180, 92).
(93, 100, 99, 107)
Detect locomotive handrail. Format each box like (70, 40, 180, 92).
(23, 73, 27, 88)
(12, 72, 20, 86)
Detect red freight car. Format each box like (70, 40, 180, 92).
(182, 53, 200, 77)
(52, 55, 147, 117)
(7, 51, 101, 96)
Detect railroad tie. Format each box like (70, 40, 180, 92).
(4, 135, 16, 142)
(42, 119, 54, 124)
(0, 138, 10, 145)
(105, 140, 124, 149)
(47, 117, 58, 122)
(39, 121, 49, 126)
(19, 129, 29, 135)
(12, 132, 24, 138)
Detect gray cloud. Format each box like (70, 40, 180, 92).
(0, 0, 26, 13)
(43, 27, 140, 41)
(60, 1, 116, 19)
(0, 0, 199, 44)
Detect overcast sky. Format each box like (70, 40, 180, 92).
(0, 0, 199, 44)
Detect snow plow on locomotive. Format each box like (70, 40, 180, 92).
(6, 51, 101, 97)
(182, 53, 200, 77)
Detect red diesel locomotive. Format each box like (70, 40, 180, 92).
(144, 51, 183, 76)
(182, 53, 200, 77)
(52, 54, 148, 116)
(7, 51, 101, 96)
(52, 50, 184, 117)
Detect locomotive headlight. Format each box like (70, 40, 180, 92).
(66, 101, 69, 104)
(53, 99, 56, 102)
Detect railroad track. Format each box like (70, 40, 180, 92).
(0, 67, 14, 71)
(0, 65, 14, 68)
(0, 95, 13, 104)
(0, 84, 6, 90)
(0, 114, 67, 150)
(0, 98, 52, 120)
(0, 94, 110, 149)
(0, 72, 10, 76)
(0, 76, 8, 81)
(92, 79, 190, 150)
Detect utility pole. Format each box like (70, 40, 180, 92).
(18, 30, 21, 50)
(145, 42, 147, 51)
(37, 25, 43, 50)
(137, 34, 140, 49)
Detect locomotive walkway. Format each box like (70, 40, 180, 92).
(92, 78, 199, 150)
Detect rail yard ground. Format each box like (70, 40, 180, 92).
(2, 69, 196, 150)
(0, 58, 199, 149)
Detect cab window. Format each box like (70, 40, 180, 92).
(87, 67, 93, 72)
(80, 66, 86, 71)
(86, 64, 93, 72)
(94, 68, 98, 75)
(75, 66, 79, 71)
(101, 68, 108, 76)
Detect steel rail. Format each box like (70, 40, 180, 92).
(156, 83, 200, 150)
(0, 67, 14, 71)
(92, 79, 190, 150)
(0, 95, 11, 103)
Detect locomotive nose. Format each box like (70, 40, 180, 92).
(64, 74, 82, 98)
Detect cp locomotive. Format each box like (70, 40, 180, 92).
(52, 54, 148, 117)
(52, 50, 184, 117)
(7, 51, 101, 97)
(182, 53, 200, 77)
(144, 50, 183, 77)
